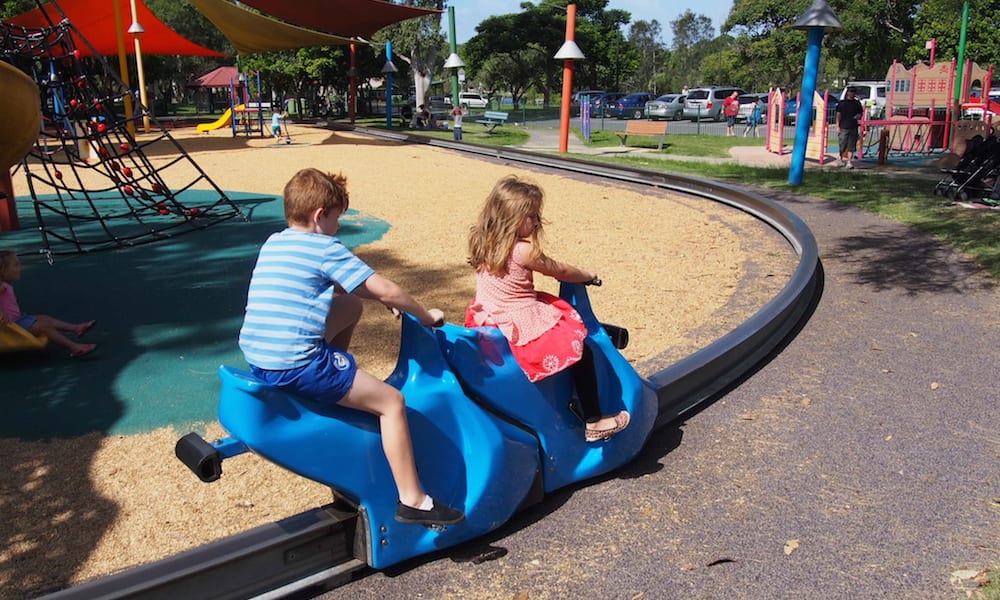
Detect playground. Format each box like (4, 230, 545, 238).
(0, 120, 800, 595)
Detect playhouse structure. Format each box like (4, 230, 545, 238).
(769, 58, 996, 162)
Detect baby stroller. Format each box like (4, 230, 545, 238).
(934, 134, 1000, 201)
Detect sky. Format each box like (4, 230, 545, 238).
(443, 0, 733, 47)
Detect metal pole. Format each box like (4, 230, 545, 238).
(128, 0, 150, 132)
(349, 43, 357, 125)
(112, 0, 135, 137)
(788, 27, 824, 185)
(448, 6, 460, 107)
(558, 4, 577, 154)
(385, 41, 394, 129)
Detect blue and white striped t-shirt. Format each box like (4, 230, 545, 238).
(239, 228, 374, 370)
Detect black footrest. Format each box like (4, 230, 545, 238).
(601, 323, 629, 349)
(175, 432, 223, 483)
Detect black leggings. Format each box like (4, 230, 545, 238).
(570, 344, 602, 423)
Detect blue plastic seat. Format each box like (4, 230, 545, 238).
(436, 283, 658, 493)
(217, 314, 539, 568)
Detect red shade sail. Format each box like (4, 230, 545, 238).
(6, 0, 226, 57)
(236, 0, 441, 39)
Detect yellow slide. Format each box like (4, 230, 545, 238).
(196, 104, 243, 133)
(0, 61, 41, 170)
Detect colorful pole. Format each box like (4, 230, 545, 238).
(349, 43, 357, 125)
(558, 5, 578, 154)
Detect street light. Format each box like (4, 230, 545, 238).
(382, 41, 398, 129)
(554, 4, 584, 153)
(127, 0, 150, 133)
(788, 0, 841, 185)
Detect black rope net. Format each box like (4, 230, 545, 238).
(1, 10, 243, 258)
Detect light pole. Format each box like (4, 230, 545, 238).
(444, 6, 465, 108)
(382, 41, 399, 129)
(554, 4, 585, 153)
(128, 0, 150, 133)
(788, 0, 841, 185)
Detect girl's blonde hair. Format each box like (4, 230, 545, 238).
(468, 175, 545, 274)
(0, 250, 16, 282)
(283, 168, 350, 226)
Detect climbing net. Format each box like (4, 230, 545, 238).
(1, 12, 243, 257)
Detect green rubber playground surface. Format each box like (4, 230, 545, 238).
(0, 190, 389, 440)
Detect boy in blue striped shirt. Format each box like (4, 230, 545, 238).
(239, 168, 463, 527)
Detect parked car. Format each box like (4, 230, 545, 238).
(570, 89, 605, 114)
(458, 92, 488, 109)
(736, 93, 768, 122)
(785, 90, 842, 125)
(682, 86, 747, 121)
(607, 92, 656, 119)
(590, 92, 625, 117)
(644, 94, 686, 120)
(841, 81, 887, 119)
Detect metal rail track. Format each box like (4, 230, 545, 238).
(43, 129, 822, 600)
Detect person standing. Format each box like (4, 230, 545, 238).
(723, 90, 740, 137)
(835, 87, 864, 169)
(450, 106, 464, 141)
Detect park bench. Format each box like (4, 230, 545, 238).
(476, 111, 509, 133)
(615, 120, 668, 150)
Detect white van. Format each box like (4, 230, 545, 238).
(458, 92, 488, 109)
(842, 81, 887, 119)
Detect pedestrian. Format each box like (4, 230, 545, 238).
(835, 87, 864, 169)
(723, 90, 740, 137)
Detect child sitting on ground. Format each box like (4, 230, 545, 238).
(238, 167, 463, 527)
(0, 249, 97, 357)
(465, 175, 630, 442)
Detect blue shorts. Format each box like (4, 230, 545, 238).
(726, 116, 736, 127)
(251, 343, 358, 405)
(15, 315, 36, 330)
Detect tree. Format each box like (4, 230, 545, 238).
(624, 20, 664, 93)
(908, 0, 1000, 69)
(670, 10, 716, 88)
(373, 0, 446, 109)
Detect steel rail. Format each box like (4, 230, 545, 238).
(41, 129, 822, 599)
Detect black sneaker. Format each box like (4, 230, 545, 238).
(395, 500, 465, 526)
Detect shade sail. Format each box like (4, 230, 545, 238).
(5, 0, 226, 57)
(236, 0, 441, 39)
(188, 0, 355, 55)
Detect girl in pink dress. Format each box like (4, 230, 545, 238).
(465, 176, 629, 442)
(0, 249, 96, 357)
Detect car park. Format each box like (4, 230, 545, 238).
(644, 93, 686, 120)
(590, 92, 625, 117)
(607, 92, 656, 119)
(682, 86, 746, 121)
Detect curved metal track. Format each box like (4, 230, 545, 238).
(42, 129, 822, 600)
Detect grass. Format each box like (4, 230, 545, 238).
(580, 153, 1000, 279)
(353, 117, 529, 146)
(582, 130, 766, 157)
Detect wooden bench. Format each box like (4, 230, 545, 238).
(475, 111, 509, 133)
(615, 120, 668, 150)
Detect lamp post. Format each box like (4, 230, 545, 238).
(128, 0, 150, 133)
(382, 41, 399, 129)
(348, 42, 357, 125)
(444, 6, 465, 108)
(554, 4, 585, 153)
(788, 0, 842, 185)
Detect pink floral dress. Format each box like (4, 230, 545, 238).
(465, 241, 587, 382)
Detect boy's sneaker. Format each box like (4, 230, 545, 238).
(846, 160, 854, 169)
(395, 500, 465, 526)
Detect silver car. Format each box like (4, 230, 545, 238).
(644, 94, 686, 120)
(682, 86, 746, 121)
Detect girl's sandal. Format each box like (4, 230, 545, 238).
(584, 411, 630, 443)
